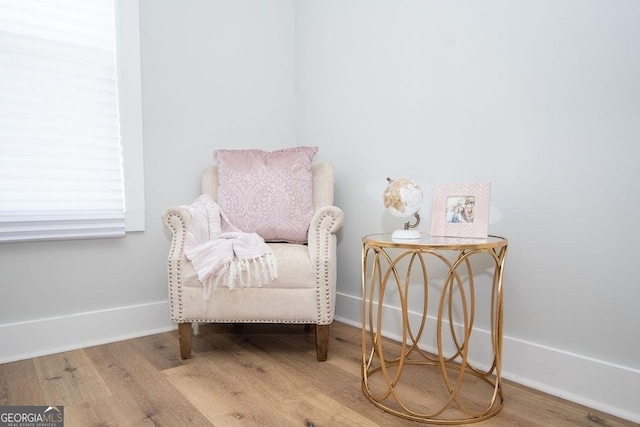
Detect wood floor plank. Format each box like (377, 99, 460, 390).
(166, 334, 377, 427)
(131, 328, 183, 371)
(164, 333, 305, 426)
(63, 397, 157, 427)
(0, 358, 45, 405)
(83, 339, 213, 427)
(33, 349, 111, 405)
(190, 323, 435, 425)
(0, 321, 636, 426)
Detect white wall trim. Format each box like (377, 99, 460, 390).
(335, 292, 640, 424)
(116, 0, 146, 232)
(0, 301, 175, 364)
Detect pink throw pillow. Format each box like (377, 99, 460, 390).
(213, 146, 318, 243)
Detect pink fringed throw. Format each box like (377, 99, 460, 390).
(183, 195, 278, 299)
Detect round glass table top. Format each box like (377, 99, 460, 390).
(363, 233, 507, 250)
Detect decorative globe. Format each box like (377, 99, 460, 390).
(383, 177, 423, 239)
(383, 178, 423, 218)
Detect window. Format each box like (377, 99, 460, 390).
(0, 0, 144, 243)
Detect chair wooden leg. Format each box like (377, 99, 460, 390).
(315, 324, 330, 362)
(179, 322, 193, 359)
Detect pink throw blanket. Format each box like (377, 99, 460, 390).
(183, 195, 278, 298)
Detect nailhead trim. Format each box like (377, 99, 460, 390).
(314, 210, 338, 324)
(165, 210, 187, 322)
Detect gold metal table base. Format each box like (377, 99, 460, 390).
(361, 234, 508, 424)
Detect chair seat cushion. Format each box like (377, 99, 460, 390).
(266, 243, 315, 289)
(181, 242, 314, 290)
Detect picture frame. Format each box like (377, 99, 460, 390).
(430, 182, 492, 238)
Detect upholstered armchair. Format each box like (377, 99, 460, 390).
(163, 150, 343, 362)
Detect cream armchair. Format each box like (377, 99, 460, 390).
(163, 163, 343, 361)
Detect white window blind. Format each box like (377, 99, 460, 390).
(0, 0, 125, 243)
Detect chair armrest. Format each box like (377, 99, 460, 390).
(308, 205, 343, 241)
(163, 207, 193, 280)
(308, 205, 344, 324)
(163, 207, 193, 249)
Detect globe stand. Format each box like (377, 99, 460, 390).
(392, 213, 421, 240)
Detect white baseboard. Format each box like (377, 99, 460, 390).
(335, 292, 640, 424)
(0, 300, 175, 364)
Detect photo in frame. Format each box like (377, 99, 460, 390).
(430, 182, 492, 238)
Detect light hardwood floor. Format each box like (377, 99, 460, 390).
(0, 321, 636, 426)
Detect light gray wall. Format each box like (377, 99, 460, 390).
(297, 0, 640, 366)
(1, 0, 638, 421)
(140, 0, 297, 206)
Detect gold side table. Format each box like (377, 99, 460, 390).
(361, 233, 508, 424)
